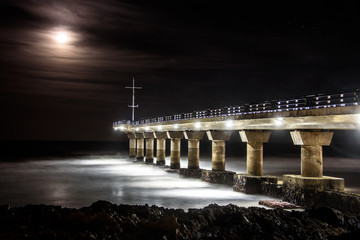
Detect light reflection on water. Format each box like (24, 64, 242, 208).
(0, 154, 277, 209)
(0, 153, 359, 209)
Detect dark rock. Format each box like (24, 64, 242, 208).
(308, 207, 345, 227)
(87, 200, 115, 212)
(1, 201, 360, 239)
(137, 215, 179, 239)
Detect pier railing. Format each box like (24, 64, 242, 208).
(113, 89, 360, 127)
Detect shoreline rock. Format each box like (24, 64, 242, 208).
(1, 200, 360, 239)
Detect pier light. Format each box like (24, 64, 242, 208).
(135, 127, 139, 132)
(194, 122, 201, 129)
(225, 120, 233, 128)
(275, 117, 283, 126)
(157, 125, 163, 130)
(145, 126, 150, 131)
(120, 126, 125, 131)
(173, 124, 179, 129)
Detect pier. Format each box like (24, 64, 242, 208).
(114, 89, 360, 210)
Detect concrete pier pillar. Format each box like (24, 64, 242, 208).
(184, 131, 205, 169)
(206, 131, 232, 171)
(290, 130, 334, 177)
(127, 132, 136, 157)
(167, 131, 184, 169)
(212, 140, 226, 171)
(239, 130, 271, 176)
(283, 130, 343, 204)
(143, 132, 154, 164)
(154, 132, 167, 165)
(135, 133, 144, 161)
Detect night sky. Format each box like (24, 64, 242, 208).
(1, 0, 360, 141)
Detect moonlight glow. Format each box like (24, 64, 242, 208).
(54, 31, 69, 44)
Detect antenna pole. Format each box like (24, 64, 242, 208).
(125, 77, 142, 121)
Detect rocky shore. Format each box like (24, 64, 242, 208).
(1, 200, 360, 240)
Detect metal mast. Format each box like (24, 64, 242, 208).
(125, 77, 142, 121)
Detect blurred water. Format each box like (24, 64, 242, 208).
(0, 153, 276, 209)
(0, 152, 359, 209)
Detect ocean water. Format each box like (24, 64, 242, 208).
(1, 144, 359, 209)
(0, 153, 278, 209)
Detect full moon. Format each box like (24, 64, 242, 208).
(55, 31, 69, 44)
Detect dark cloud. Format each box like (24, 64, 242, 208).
(1, 0, 360, 140)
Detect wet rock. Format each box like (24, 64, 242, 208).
(308, 207, 345, 227)
(1, 201, 360, 239)
(137, 215, 179, 239)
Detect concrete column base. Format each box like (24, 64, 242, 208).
(239, 130, 271, 177)
(128, 134, 137, 158)
(282, 174, 345, 207)
(167, 132, 183, 170)
(201, 170, 236, 186)
(145, 158, 154, 164)
(170, 161, 180, 169)
(283, 175, 344, 191)
(156, 160, 166, 166)
(179, 168, 204, 178)
(156, 147, 166, 165)
(129, 148, 136, 158)
(290, 131, 334, 178)
(165, 168, 180, 174)
(154, 133, 167, 166)
(211, 140, 226, 171)
(144, 134, 154, 165)
(184, 131, 205, 170)
(233, 174, 278, 194)
(135, 135, 144, 161)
